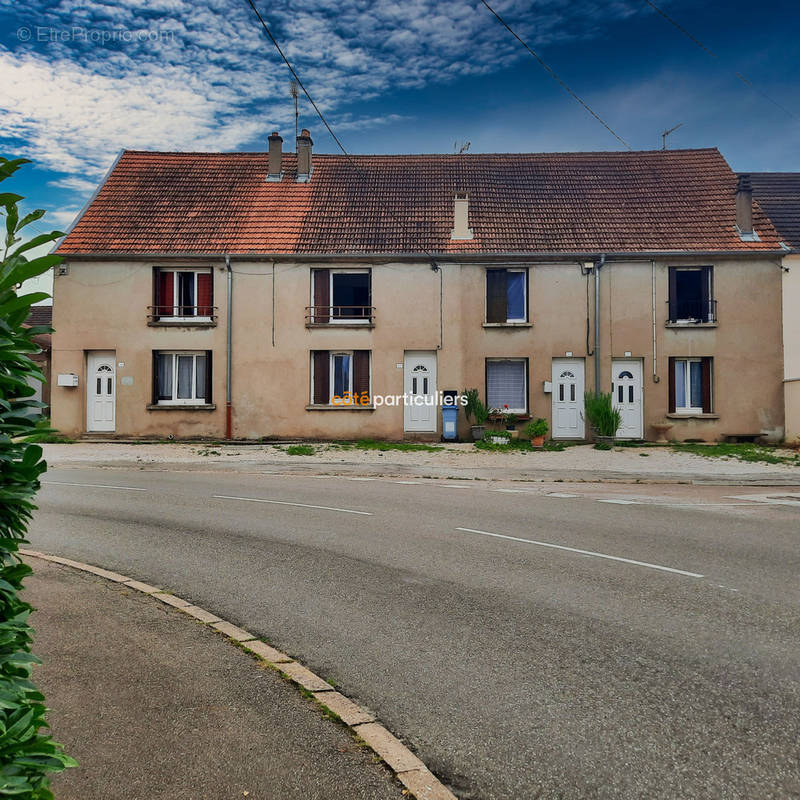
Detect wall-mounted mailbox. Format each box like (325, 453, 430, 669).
(543, 380, 553, 394)
(57, 373, 79, 387)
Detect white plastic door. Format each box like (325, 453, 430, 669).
(86, 351, 116, 432)
(404, 351, 437, 432)
(612, 359, 643, 439)
(551, 358, 585, 439)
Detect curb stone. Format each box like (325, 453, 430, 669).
(20, 548, 458, 800)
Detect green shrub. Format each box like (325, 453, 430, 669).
(482, 429, 512, 442)
(523, 418, 548, 439)
(584, 391, 622, 437)
(0, 157, 76, 796)
(286, 444, 315, 456)
(462, 388, 489, 425)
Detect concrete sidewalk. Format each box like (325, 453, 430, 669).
(24, 559, 406, 800)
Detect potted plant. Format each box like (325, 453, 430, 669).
(502, 406, 519, 438)
(583, 391, 621, 444)
(463, 388, 489, 441)
(524, 417, 548, 447)
(484, 429, 512, 445)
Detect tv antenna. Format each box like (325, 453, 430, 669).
(289, 80, 299, 143)
(454, 140, 471, 154)
(661, 122, 683, 150)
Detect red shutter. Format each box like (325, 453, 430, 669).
(353, 351, 370, 402)
(668, 357, 676, 414)
(313, 351, 330, 404)
(313, 269, 330, 323)
(159, 270, 174, 317)
(197, 272, 213, 317)
(204, 351, 213, 404)
(701, 357, 712, 413)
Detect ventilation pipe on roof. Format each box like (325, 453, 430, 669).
(267, 132, 283, 182)
(735, 174, 759, 241)
(450, 194, 474, 240)
(296, 128, 313, 182)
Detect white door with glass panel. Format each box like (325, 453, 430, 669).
(551, 358, 584, 439)
(404, 351, 437, 432)
(86, 350, 116, 432)
(612, 359, 643, 439)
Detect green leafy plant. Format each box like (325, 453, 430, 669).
(0, 156, 76, 796)
(483, 429, 512, 443)
(462, 389, 489, 425)
(523, 418, 548, 439)
(583, 391, 622, 438)
(286, 444, 315, 456)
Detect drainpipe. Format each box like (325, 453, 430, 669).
(225, 255, 233, 440)
(594, 254, 606, 393)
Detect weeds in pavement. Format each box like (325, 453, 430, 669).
(671, 442, 800, 465)
(287, 445, 315, 456)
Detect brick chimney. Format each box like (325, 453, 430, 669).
(267, 132, 283, 182)
(736, 174, 755, 239)
(296, 128, 313, 183)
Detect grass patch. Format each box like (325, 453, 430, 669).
(671, 442, 800, 466)
(286, 444, 315, 456)
(475, 438, 532, 452)
(353, 438, 442, 452)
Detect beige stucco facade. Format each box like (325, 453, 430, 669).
(51, 255, 784, 442)
(782, 253, 800, 444)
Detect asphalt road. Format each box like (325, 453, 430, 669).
(28, 467, 800, 800)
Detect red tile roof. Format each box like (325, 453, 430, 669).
(24, 305, 53, 327)
(57, 148, 782, 256)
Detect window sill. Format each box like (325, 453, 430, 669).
(665, 413, 719, 420)
(147, 404, 217, 411)
(148, 320, 217, 328)
(482, 322, 533, 328)
(305, 323, 375, 329)
(305, 404, 375, 411)
(665, 321, 717, 329)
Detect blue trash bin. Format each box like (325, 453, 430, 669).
(442, 391, 458, 440)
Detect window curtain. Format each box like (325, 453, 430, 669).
(487, 360, 526, 411)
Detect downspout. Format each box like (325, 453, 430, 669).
(594, 254, 606, 393)
(225, 255, 233, 440)
(651, 259, 660, 384)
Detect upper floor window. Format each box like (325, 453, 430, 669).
(153, 351, 212, 405)
(152, 268, 214, 322)
(309, 268, 372, 324)
(486, 268, 528, 323)
(668, 266, 715, 323)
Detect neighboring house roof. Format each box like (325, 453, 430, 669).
(747, 172, 800, 249)
(56, 148, 782, 257)
(24, 306, 53, 327)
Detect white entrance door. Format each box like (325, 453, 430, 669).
(551, 358, 585, 439)
(612, 359, 643, 439)
(404, 351, 437, 432)
(87, 351, 116, 432)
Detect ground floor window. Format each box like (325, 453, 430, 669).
(311, 350, 371, 405)
(486, 358, 528, 414)
(669, 356, 712, 414)
(153, 351, 212, 404)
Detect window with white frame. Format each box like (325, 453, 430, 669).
(311, 350, 371, 405)
(154, 351, 211, 404)
(486, 358, 528, 414)
(153, 268, 213, 320)
(486, 268, 528, 323)
(671, 357, 712, 414)
(311, 268, 371, 323)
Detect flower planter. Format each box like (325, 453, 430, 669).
(650, 422, 673, 444)
(530, 435, 545, 447)
(471, 425, 487, 441)
(595, 435, 615, 445)
(489, 435, 509, 445)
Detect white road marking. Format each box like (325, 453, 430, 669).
(441, 484, 471, 489)
(493, 488, 534, 494)
(393, 481, 422, 485)
(545, 492, 581, 498)
(454, 527, 704, 578)
(597, 499, 640, 505)
(213, 495, 372, 516)
(346, 477, 376, 481)
(42, 481, 147, 492)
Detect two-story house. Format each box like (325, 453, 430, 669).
(51, 134, 785, 442)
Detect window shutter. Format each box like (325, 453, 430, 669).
(205, 350, 213, 404)
(197, 272, 213, 317)
(668, 268, 677, 322)
(700, 266, 712, 322)
(153, 268, 160, 319)
(486, 270, 507, 323)
(152, 352, 159, 404)
(701, 357, 712, 413)
(158, 270, 174, 317)
(313, 269, 330, 323)
(353, 351, 370, 401)
(668, 356, 676, 413)
(313, 350, 330, 404)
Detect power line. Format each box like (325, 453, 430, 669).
(243, 0, 441, 263)
(641, 0, 798, 121)
(478, 0, 632, 150)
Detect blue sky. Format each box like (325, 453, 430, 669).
(0, 0, 798, 238)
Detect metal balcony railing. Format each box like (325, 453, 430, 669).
(148, 305, 218, 322)
(668, 299, 717, 324)
(305, 306, 375, 324)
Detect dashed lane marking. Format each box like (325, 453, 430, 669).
(42, 481, 147, 492)
(213, 495, 372, 516)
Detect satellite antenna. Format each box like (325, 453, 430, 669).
(289, 80, 299, 144)
(661, 123, 683, 150)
